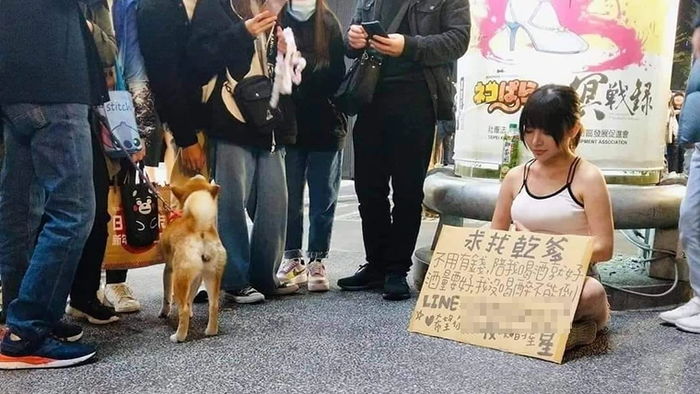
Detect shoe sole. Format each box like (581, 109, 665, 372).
(338, 281, 384, 291)
(102, 299, 140, 313)
(66, 306, 120, 325)
(308, 280, 330, 292)
(675, 322, 700, 334)
(0, 352, 95, 370)
(382, 292, 411, 301)
(62, 332, 84, 343)
(232, 295, 266, 304)
(659, 315, 679, 325)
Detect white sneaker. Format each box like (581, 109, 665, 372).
(676, 314, 700, 333)
(103, 283, 141, 313)
(276, 258, 307, 286)
(307, 260, 330, 292)
(659, 297, 700, 325)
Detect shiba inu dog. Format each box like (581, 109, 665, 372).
(159, 175, 226, 343)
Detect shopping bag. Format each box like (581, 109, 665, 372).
(103, 183, 170, 270)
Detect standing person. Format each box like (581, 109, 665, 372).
(97, 0, 160, 314)
(336, 0, 470, 300)
(66, 0, 128, 325)
(188, 0, 299, 303)
(659, 9, 700, 332)
(0, 0, 108, 369)
(491, 85, 613, 349)
(275, 0, 347, 292)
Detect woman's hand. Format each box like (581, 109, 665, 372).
(245, 10, 277, 36)
(348, 25, 368, 50)
(131, 145, 146, 162)
(276, 25, 287, 54)
(181, 144, 206, 172)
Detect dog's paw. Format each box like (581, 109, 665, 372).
(159, 306, 170, 318)
(205, 327, 218, 336)
(170, 333, 185, 343)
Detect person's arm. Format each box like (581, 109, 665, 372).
(187, 0, 263, 82)
(401, 0, 470, 66)
(137, 0, 199, 149)
(577, 163, 614, 263)
(490, 166, 521, 231)
(87, 2, 117, 68)
(345, 0, 368, 59)
(113, 0, 157, 157)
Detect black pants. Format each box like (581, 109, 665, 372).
(69, 128, 111, 305)
(353, 81, 436, 275)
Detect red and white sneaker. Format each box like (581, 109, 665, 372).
(307, 260, 330, 292)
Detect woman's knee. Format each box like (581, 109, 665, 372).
(577, 277, 608, 322)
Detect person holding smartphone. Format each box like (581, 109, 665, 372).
(337, 0, 470, 301)
(188, 0, 299, 304)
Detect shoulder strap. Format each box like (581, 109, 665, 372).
(566, 157, 582, 185)
(519, 159, 535, 192)
(372, 0, 410, 33)
(387, 1, 410, 33)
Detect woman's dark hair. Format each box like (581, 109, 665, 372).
(288, 0, 339, 69)
(519, 84, 582, 149)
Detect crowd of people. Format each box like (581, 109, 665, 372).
(0, 0, 699, 373)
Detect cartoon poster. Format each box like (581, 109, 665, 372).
(454, 0, 680, 183)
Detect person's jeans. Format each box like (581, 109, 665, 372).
(353, 81, 436, 275)
(284, 147, 342, 260)
(213, 140, 287, 295)
(0, 103, 95, 343)
(680, 143, 700, 296)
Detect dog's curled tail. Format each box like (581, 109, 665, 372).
(183, 190, 217, 230)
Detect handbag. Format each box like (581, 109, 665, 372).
(119, 163, 160, 247)
(333, 0, 411, 116)
(103, 183, 170, 270)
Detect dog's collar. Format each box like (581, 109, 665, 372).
(168, 210, 183, 223)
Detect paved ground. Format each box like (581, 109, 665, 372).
(2, 181, 699, 393)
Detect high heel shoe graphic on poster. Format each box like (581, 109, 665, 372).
(504, 0, 588, 54)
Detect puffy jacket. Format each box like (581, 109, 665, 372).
(347, 0, 470, 120)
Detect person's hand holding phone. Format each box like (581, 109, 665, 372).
(348, 24, 368, 50)
(370, 34, 405, 57)
(245, 10, 277, 36)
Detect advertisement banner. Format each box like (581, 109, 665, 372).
(454, 0, 680, 184)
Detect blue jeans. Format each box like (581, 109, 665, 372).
(213, 140, 287, 295)
(284, 147, 342, 260)
(0, 103, 95, 343)
(680, 143, 700, 296)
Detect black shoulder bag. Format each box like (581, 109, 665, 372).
(333, 0, 411, 116)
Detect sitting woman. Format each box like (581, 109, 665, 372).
(491, 84, 613, 349)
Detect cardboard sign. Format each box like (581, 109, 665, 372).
(408, 226, 593, 363)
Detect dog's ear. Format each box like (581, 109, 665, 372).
(208, 184, 220, 199)
(171, 185, 186, 203)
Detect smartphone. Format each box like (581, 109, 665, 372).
(362, 21, 389, 38)
(262, 0, 288, 16)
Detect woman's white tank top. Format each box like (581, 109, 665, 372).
(510, 157, 589, 236)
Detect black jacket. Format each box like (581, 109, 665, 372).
(188, 0, 297, 149)
(347, 0, 470, 120)
(137, 0, 208, 148)
(281, 9, 347, 151)
(0, 0, 108, 105)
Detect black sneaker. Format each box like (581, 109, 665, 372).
(0, 331, 96, 370)
(51, 321, 83, 342)
(66, 300, 119, 325)
(193, 290, 208, 304)
(382, 273, 411, 301)
(337, 264, 384, 291)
